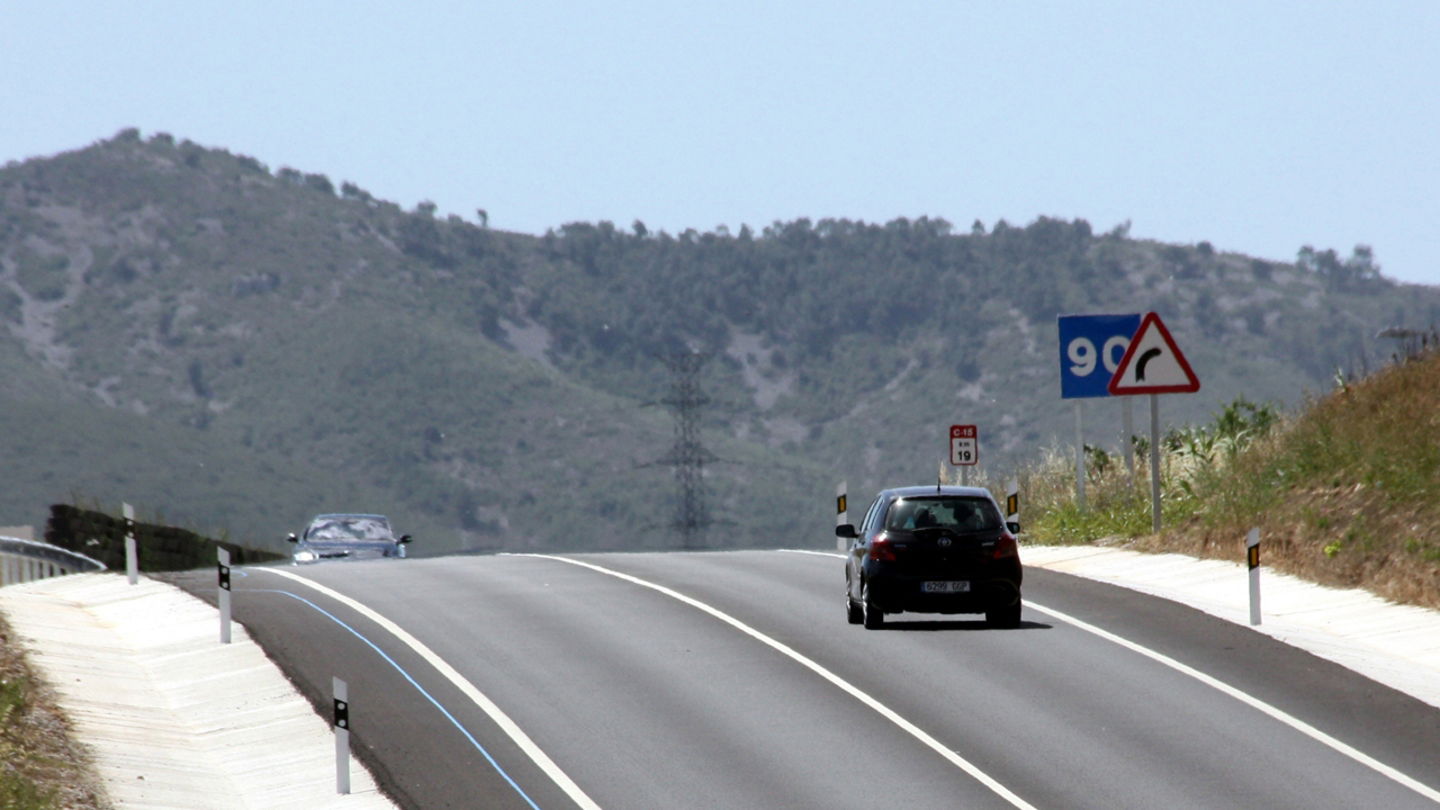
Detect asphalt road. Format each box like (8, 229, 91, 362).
(163, 550, 1440, 809)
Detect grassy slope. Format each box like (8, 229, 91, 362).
(1022, 350, 1440, 610)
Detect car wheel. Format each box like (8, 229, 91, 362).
(846, 581, 864, 625)
(986, 597, 1022, 629)
(862, 581, 884, 630)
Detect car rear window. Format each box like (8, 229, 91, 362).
(884, 497, 1000, 532)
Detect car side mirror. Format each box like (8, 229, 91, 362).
(1006, 521, 1020, 535)
(286, 532, 298, 543)
(398, 534, 413, 544)
(835, 524, 858, 539)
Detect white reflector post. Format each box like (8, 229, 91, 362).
(835, 481, 848, 552)
(334, 677, 351, 794)
(1006, 479, 1020, 526)
(1247, 528, 1261, 626)
(217, 547, 232, 644)
(122, 502, 138, 585)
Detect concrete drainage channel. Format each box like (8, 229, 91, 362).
(0, 573, 396, 809)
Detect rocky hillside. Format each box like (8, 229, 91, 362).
(3, 129, 1437, 554)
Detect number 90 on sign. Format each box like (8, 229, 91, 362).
(949, 424, 978, 466)
(1067, 334, 1131, 379)
(1057, 313, 1142, 399)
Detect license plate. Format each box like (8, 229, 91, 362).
(922, 581, 970, 593)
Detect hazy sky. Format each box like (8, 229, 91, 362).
(4, 2, 1438, 284)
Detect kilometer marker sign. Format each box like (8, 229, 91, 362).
(949, 424, 978, 466)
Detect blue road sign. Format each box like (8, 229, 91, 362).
(1058, 313, 1142, 399)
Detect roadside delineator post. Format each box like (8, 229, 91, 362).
(122, 503, 138, 586)
(217, 547, 232, 644)
(1005, 480, 1020, 528)
(835, 482, 847, 552)
(1247, 528, 1261, 626)
(334, 677, 351, 794)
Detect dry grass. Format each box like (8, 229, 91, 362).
(1183, 352, 1440, 608)
(0, 611, 110, 810)
(993, 352, 1440, 611)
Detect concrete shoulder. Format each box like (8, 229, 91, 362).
(0, 572, 397, 810)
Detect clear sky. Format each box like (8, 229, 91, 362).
(4, 2, 1438, 284)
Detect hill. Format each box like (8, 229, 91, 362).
(1157, 347, 1440, 609)
(3, 129, 1439, 554)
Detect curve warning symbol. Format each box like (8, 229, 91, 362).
(1107, 312, 1200, 395)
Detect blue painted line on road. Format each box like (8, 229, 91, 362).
(249, 588, 543, 810)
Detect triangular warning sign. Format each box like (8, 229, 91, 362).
(1107, 312, 1201, 395)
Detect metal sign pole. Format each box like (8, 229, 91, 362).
(1075, 401, 1087, 510)
(1149, 394, 1162, 533)
(1122, 396, 1136, 488)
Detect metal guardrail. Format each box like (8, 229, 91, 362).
(0, 535, 106, 586)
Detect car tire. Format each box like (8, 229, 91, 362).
(862, 582, 884, 630)
(986, 598, 1022, 629)
(846, 585, 864, 625)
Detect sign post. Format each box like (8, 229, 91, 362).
(1107, 312, 1202, 532)
(1058, 314, 1142, 510)
(1121, 396, 1136, 486)
(949, 425, 978, 486)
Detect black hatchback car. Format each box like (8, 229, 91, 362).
(837, 485, 1022, 629)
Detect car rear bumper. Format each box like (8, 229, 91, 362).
(866, 571, 1021, 615)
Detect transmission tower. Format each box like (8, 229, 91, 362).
(647, 351, 718, 548)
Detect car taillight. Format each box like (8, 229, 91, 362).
(993, 532, 1019, 560)
(869, 536, 898, 562)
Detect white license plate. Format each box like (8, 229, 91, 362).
(922, 581, 970, 593)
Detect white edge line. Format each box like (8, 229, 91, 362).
(256, 567, 602, 810)
(1022, 600, 1440, 804)
(779, 550, 1439, 801)
(519, 553, 1038, 810)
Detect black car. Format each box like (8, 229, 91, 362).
(837, 485, 1022, 629)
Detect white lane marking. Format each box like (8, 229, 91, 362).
(779, 551, 1440, 802)
(519, 554, 1038, 810)
(1024, 601, 1440, 804)
(256, 567, 602, 810)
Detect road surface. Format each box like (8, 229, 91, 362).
(164, 550, 1440, 809)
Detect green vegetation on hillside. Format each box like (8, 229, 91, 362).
(4, 129, 1440, 554)
(1012, 351, 1440, 609)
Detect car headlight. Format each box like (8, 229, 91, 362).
(293, 550, 318, 563)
